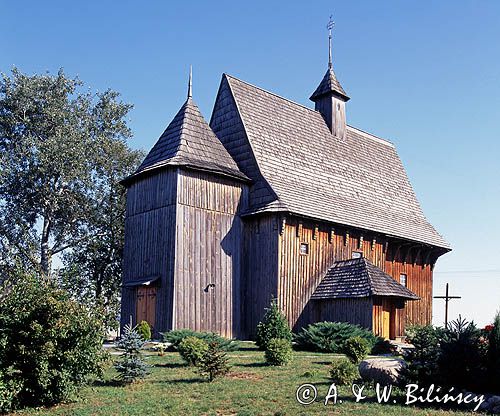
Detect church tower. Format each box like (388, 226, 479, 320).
(310, 17, 350, 140)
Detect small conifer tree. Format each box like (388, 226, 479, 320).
(488, 311, 500, 390)
(114, 325, 149, 383)
(197, 342, 231, 382)
(255, 297, 292, 350)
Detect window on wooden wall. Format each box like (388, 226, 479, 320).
(400, 273, 407, 287)
(352, 251, 362, 259)
(299, 243, 309, 255)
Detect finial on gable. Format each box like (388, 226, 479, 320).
(187, 65, 193, 99)
(327, 15, 334, 69)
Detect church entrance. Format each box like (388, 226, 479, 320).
(136, 286, 157, 330)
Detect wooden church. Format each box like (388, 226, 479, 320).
(120, 30, 450, 340)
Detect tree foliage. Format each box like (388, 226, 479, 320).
(0, 68, 143, 328)
(0, 67, 142, 279)
(0, 271, 108, 409)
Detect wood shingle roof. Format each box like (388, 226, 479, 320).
(310, 67, 349, 101)
(311, 258, 419, 300)
(221, 74, 450, 249)
(126, 97, 248, 183)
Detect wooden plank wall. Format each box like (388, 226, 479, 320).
(242, 214, 280, 338)
(174, 169, 248, 338)
(121, 169, 177, 333)
(312, 298, 373, 329)
(278, 216, 434, 336)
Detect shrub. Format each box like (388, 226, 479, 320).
(0, 274, 108, 409)
(255, 298, 292, 350)
(114, 325, 149, 383)
(163, 329, 238, 351)
(404, 324, 441, 386)
(178, 336, 209, 366)
(488, 311, 500, 391)
(136, 320, 152, 341)
(0, 374, 21, 413)
(294, 321, 376, 353)
(438, 316, 487, 391)
(329, 358, 359, 385)
(197, 342, 231, 382)
(343, 336, 370, 364)
(265, 338, 293, 366)
(371, 337, 396, 355)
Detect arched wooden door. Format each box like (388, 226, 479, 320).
(136, 286, 157, 330)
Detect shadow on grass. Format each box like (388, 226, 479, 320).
(237, 346, 260, 351)
(235, 362, 268, 368)
(156, 378, 204, 384)
(92, 379, 123, 387)
(154, 362, 186, 369)
(312, 361, 331, 365)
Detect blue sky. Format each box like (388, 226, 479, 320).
(3, 1, 499, 326)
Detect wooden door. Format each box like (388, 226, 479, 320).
(136, 286, 156, 330)
(382, 307, 390, 339)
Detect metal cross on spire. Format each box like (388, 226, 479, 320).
(187, 65, 193, 99)
(327, 15, 335, 69)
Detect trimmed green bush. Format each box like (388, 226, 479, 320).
(255, 298, 292, 350)
(0, 273, 108, 409)
(265, 338, 293, 366)
(136, 320, 152, 341)
(197, 342, 231, 382)
(343, 336, 370, 364)
(178, 336, 209, 366)
(294, 321, 376, 353)
(329, 358, 359, 385)
(163, 329, 238, 351)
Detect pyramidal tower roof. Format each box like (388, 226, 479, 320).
(310, 66, 349, 101)
(128, 68, 248, 183)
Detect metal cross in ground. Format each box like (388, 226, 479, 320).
(434, 282, 461, 328)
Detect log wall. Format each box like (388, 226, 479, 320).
(174, 169, 248, 338)
(121, 169, 177, 333)
(277, 216, 435, 336)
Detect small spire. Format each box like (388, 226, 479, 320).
(327, 15, 334, 69)
(187, 65, 192, 99)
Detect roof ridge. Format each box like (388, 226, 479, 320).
(224, 74, 396, 149)
(346, 125, 394, 148)
(224, 73, 317, 113)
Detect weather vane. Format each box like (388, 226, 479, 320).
(327, 15, 335, 68)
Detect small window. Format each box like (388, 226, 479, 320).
(400, 273, 407, 287)
(299, 243, 309, 255)
(352, 251, 362, 259)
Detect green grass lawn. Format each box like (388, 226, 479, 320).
(13, 343, 476, 416)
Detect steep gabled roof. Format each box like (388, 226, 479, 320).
(126, 97, 248, 184)
(222, 74, 450, 249)
(310, 67, 349, 101)
(311, 258, 419, 300)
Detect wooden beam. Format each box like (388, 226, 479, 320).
(345, 230, 350, 246)
(329, 228, 335, 244)
(280, 217, 286, 235)
(371, 237, 377, 251)
(296, 222, 303, 238)
(359, 234, 364, 250)
(313, 224, 319, 240)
